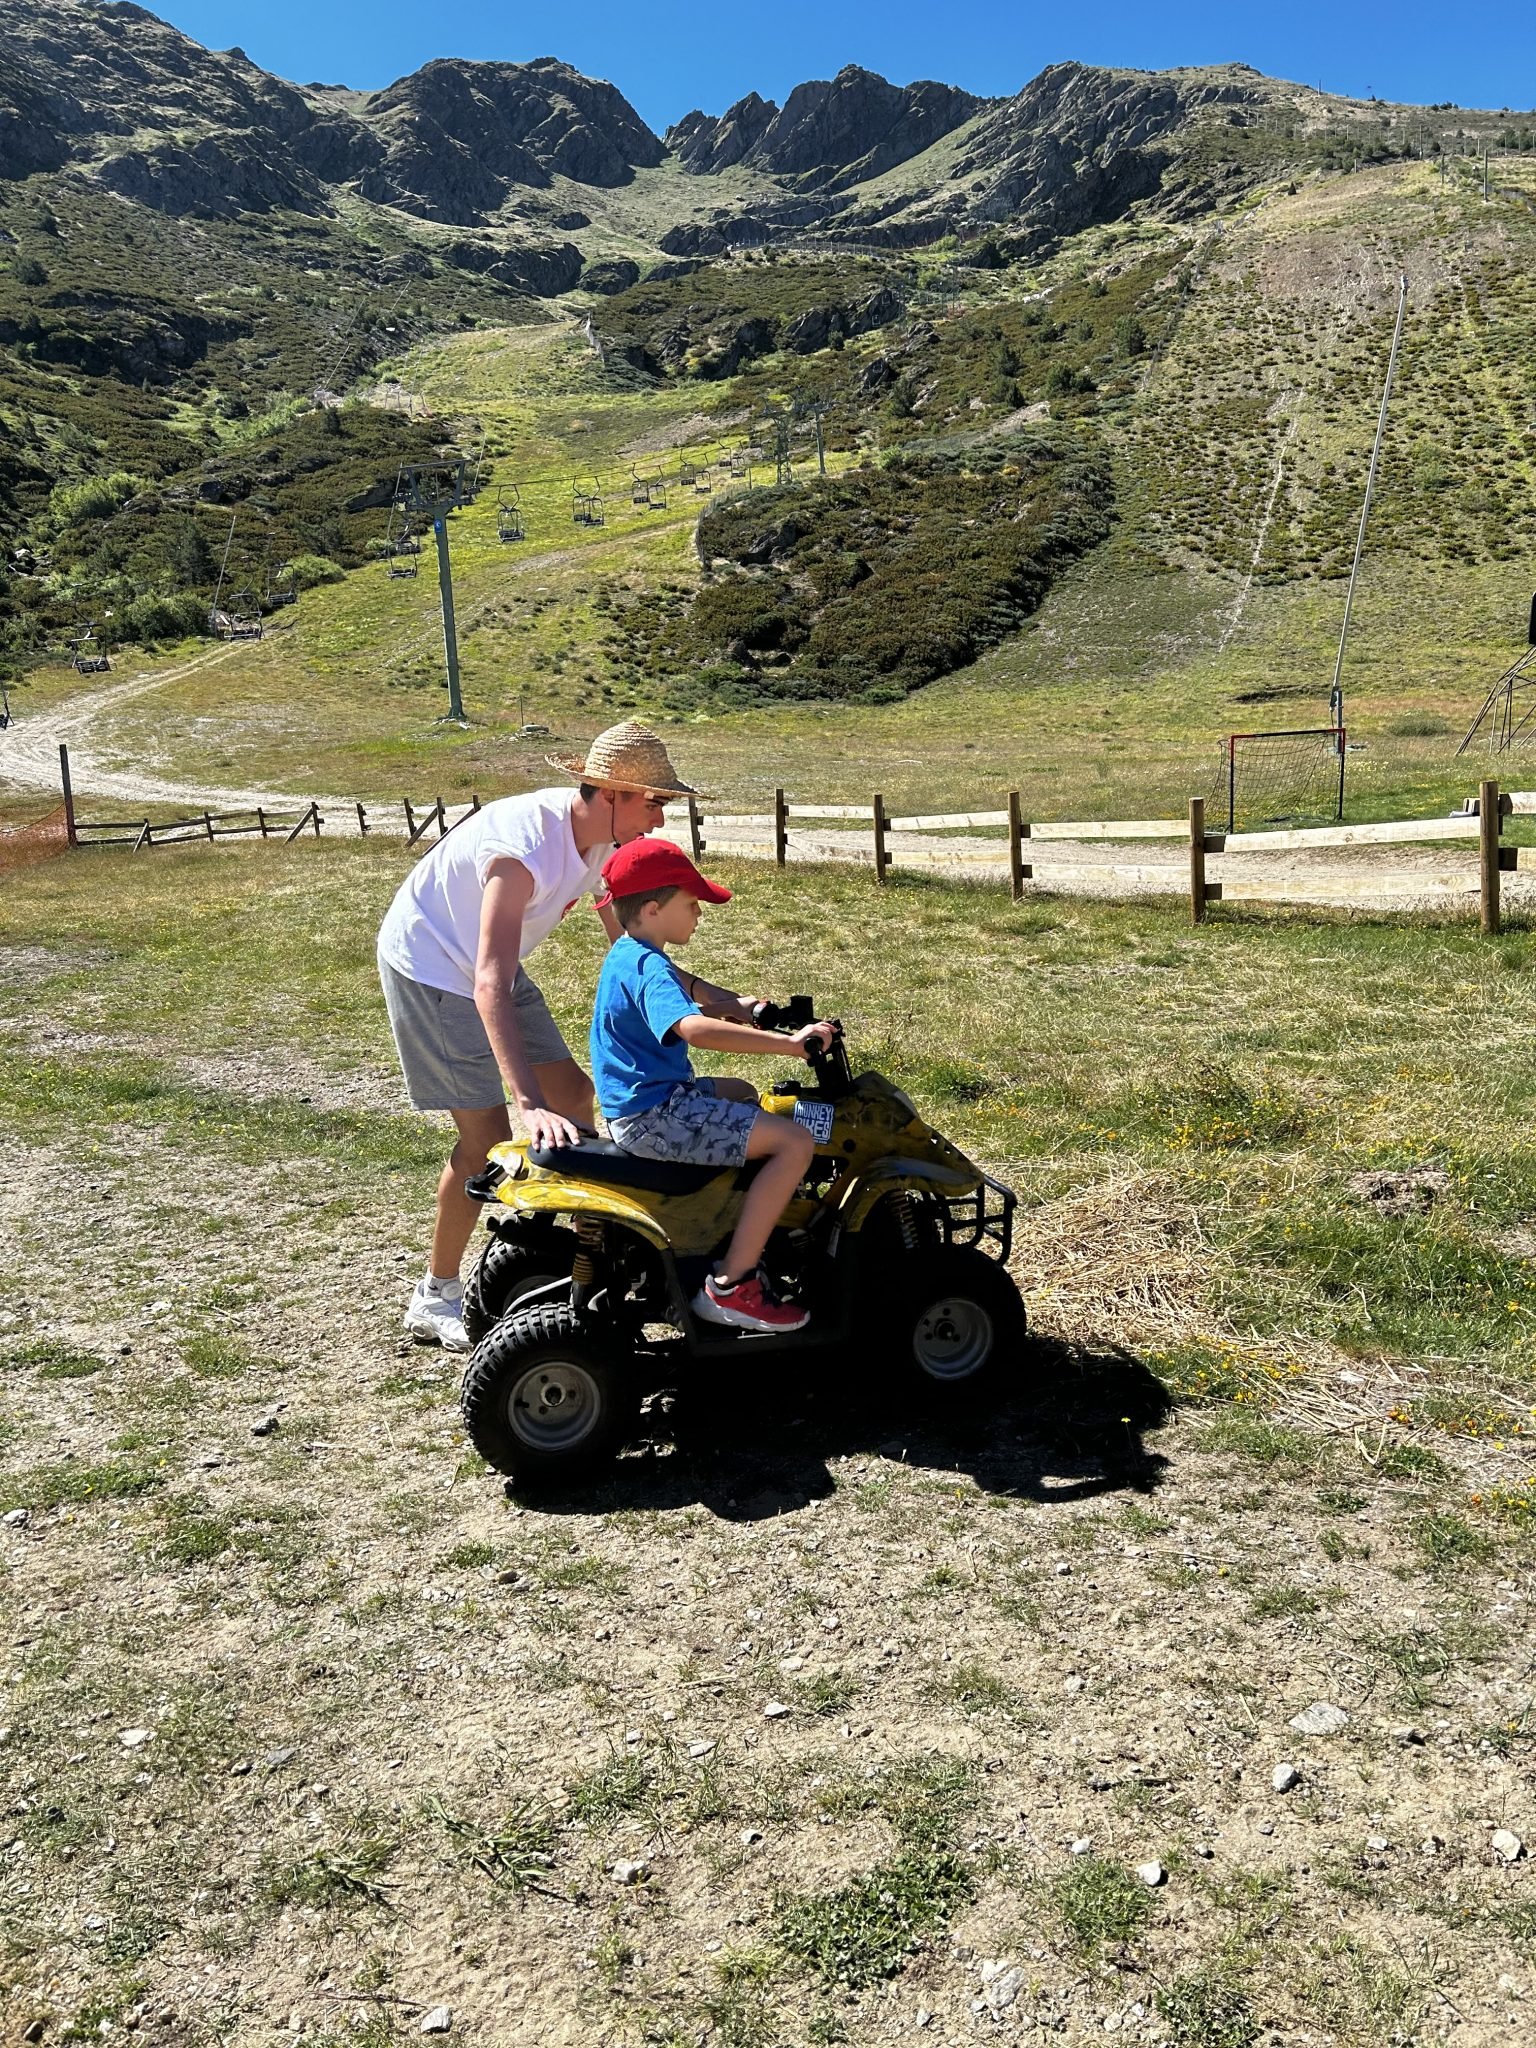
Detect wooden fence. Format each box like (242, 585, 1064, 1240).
(664, 779, 1526, 934)
(50, 746, 1533, 933)
(72, 802, 323, 850)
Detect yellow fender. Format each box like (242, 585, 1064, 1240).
(836, 1151, 980, 1235)
(485, 1139, 673, 1252)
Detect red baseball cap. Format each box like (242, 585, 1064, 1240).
(598, 837, 731, 909)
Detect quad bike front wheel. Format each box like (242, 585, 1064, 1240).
(888, 1247, 1027, 1400)
(461, 1302, 635, 1488)
(461, 1221, 575, 1346)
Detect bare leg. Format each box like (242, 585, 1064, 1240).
(532, 1058, 597, 1130)
(427, 1064, 596, 1280)
(718, 1114, 814, 1285)
(712, 1076, 759, 1104)
(430, 1104, 512, 1280)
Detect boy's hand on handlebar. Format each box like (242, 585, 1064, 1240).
(790, 1021, 837, 1059)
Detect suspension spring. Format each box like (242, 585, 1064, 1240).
(570, 1216, 603, 1289)
(892, 1194, 922, 1255)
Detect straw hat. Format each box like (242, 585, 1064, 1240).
(550, 720, 697, 798)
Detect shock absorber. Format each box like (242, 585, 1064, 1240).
(891, 1194, 923, 1256)
(570, 1216, 602, 1312)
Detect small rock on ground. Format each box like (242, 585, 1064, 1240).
(1136, 1860, 1167, 1887)
(1492, 1829, 1525, 1864)
(1272, 1763, 1302, 1793)
(419, 2008, 452, 2035)
(1289, 1701, 1349, 1736)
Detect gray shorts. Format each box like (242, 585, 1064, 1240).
(379, 958, 570, 1112)
(609, 1078, 759, 1169)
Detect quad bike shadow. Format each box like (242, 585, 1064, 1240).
(512, 1335, 1171, 1522)
(452, 995, 1171, 1511)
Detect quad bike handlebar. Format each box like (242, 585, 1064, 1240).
(754, 994, 853, 1097)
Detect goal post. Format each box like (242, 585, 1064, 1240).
(1223, 726, 1345, 834)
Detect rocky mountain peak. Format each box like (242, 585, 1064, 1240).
(670, 63, 987, 192)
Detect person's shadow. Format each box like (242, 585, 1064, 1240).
(515, 1335, 1171, 1522)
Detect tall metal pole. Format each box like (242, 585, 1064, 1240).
(433, 515, 464, 723)
(1329, 272, 1408, 739)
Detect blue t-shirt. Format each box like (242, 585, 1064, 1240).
(591, 934, 700, 1121)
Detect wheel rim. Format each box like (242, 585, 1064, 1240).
(911, 1295, 994, 1381)
(508, 1358, 603, 1452)
(504, 1272, 563, 1316)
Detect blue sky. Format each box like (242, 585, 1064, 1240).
(154, 0, 1535, 128)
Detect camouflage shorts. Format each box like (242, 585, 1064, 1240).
(608, 1078, 758, 1169)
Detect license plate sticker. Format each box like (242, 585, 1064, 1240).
(793, 1099, 835, 1144)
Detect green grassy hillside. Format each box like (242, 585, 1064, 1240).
(6, 157, 1536, 819)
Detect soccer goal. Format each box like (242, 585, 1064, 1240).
(1221, 727, 1345, 834)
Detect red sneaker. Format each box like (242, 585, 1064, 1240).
(693, 1269, 809, 1333)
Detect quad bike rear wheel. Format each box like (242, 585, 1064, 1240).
(888, 1247, 1027, 1400)
(461, 1302, 635, 1488)
(461, 1221, 574, 1346)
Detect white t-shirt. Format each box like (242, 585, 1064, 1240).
(377, 787, 609, 998)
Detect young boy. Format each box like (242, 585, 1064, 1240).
(590, 838, 834, 1334)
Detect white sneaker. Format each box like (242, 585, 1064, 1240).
(403, 1274, 469, 1351)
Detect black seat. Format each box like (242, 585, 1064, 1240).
(527, 1140, 734, 1196)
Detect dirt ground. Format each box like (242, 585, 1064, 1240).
(2, 1070, 1532, 2046)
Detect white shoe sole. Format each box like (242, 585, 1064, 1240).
(691, 1287, 809, 1335)
(402, 1308, 469, 1352)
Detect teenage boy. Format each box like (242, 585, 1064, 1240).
(377, 723, 758, 1350)
(590, 837, 835, 1334)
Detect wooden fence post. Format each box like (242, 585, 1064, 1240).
(355, 801, 369, 837)
(404, 799, 416, 839)
(257, 806, 269, 839)
(1007, 791, 1030, 900)
(687, 794, 705, 861)
(434, 797, 447, 839)
(470, 793, 482, 813)
(203, 811, 215, 842)
(1189, 796, 1208, 924)
(1480, 777, 1501, 935)
(311, 801, 322, 839)
(774, 788, 788, 867)
(873, 793, 889, 885)
(58, 743, 78, 847)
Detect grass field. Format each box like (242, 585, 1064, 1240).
(2, 839, 1534, 2044)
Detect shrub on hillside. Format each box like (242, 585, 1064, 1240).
(612, 425, 1112, 707)
(47, 472, 143, 531)
(118, 592, 209, 643)
(288, 554, 345, 590)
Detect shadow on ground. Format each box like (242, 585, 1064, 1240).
(520, 1337, 1172, 1521)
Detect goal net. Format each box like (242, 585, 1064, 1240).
(0, 803, 71, 874)
(1219, 727, 1344, 833)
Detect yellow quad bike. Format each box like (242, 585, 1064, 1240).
(458, 999, 1026, 1490)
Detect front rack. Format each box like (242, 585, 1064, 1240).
(940, 1175, 1015, 1262)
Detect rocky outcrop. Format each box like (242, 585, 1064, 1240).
(667, 91, 776, 174)
(441, 236, 585, 297)
(96, 133, 329, 217)
(614, 282, 906, 380)
(948, 62, 1279, 252)
(1, 0, 371, 205)
(580, 257, 641, 295)
(667, 67, 985, 192)
(358, 57, 664, 222)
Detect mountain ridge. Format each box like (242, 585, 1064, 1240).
(2, 0, 1527, 251)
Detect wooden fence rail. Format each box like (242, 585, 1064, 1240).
(662, 783, 1521, 931)
(52, 747, 1525, 930)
